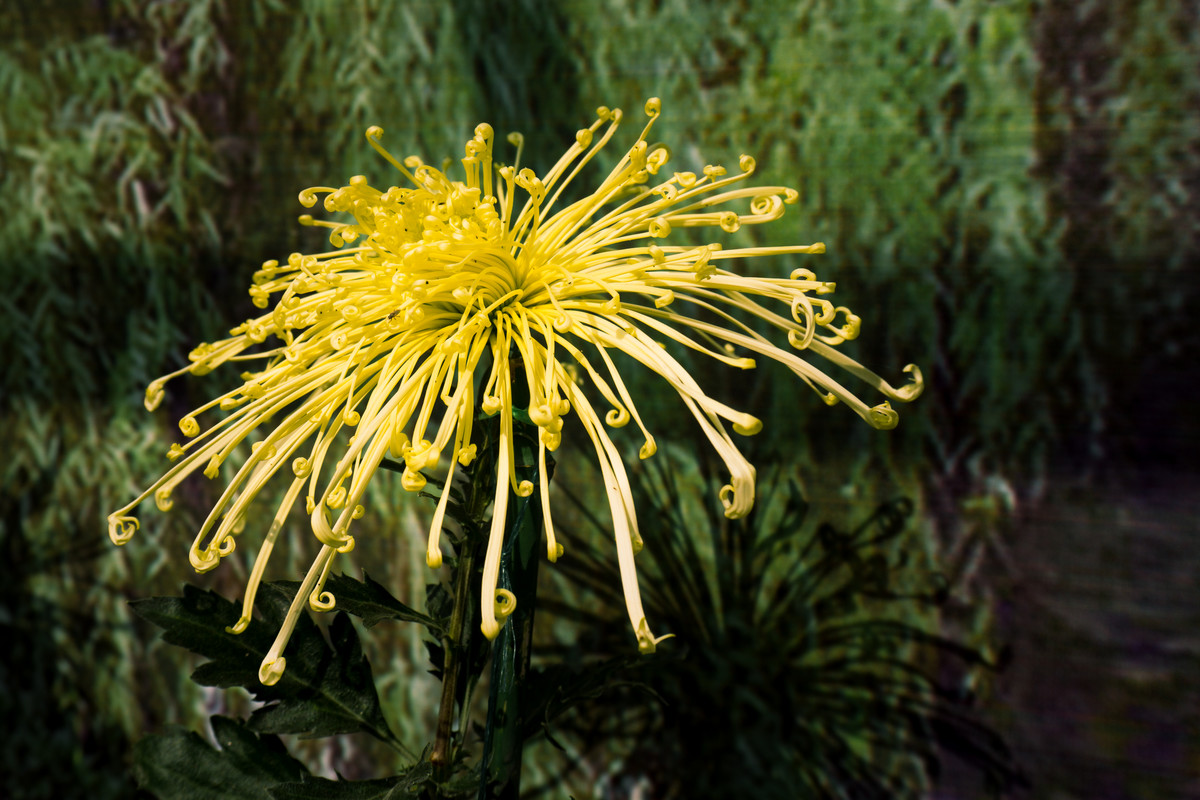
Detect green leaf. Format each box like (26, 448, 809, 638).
(323, 571, 443, 635)
(131, 583, 400, 745)
(133, 715, 307, 800)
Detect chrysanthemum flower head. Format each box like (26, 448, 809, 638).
(109, 99, 921, 684)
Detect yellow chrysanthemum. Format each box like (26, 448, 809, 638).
(109, 99, 921, 685)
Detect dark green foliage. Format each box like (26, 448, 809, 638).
(543, 451, 1024, 798)
(133, 583, 400, 745)
(134, 716, 308, 800)
(126, 568, 642, 799)
(517, 655, 647, 747)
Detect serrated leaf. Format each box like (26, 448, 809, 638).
(323, 571, 442, 634)
(134, 715, 307, 800)
(132, 583, 400, 745)
(247, 612, 392, 741)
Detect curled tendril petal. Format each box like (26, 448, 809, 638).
(155, 487, 174, 512)
(310, 591, 336, 612)
(867, 401, 900, 430)
(893, 364, 925, 401)
(107, 515, 139, 545)
(203, 456, 222, 479)
(635, 618, 674, 654)
(145, 381, 166, 411)
(749, 193, 781, 216)
(179, 417, 200, 437)
(718, 464, 757, 519)
(259, 657, 287, 686)
(481, 395, 502, 415)
(639, 437, 657, 459)
(605, 407, 631, 427)
(401, 469, 426, 492)
(458, 444, 478, 466)
(326, 485, 348, 509)
(188, 544, 221, 573)
(494, 588, 517, 622)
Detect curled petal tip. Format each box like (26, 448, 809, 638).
(718, 479, 755, 519)
(457, 444, 478, 466)
(309, 590, 336, 613)
(401, 468, 427, 492)
(189, 546, 221, 573)
(635, 619, 673, 654)
(259, 657, 286, 686)
(144, 381, 165, 411)
(897, 364, 924, 401)
(226, 615, 251, 635)
(481, 618, 501, 641)
(494, 588, 517, 622)
(107, 515, 139, 545)
(868, 401, 900, 430)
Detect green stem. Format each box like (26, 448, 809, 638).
(431, 539, 475, 778)
(479, 416, 543, 800)
(430, 410, 501, 789)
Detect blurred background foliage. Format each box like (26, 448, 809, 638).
(1, 0, 1196, 797)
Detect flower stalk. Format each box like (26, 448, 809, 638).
(479, 380, 545, 799)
